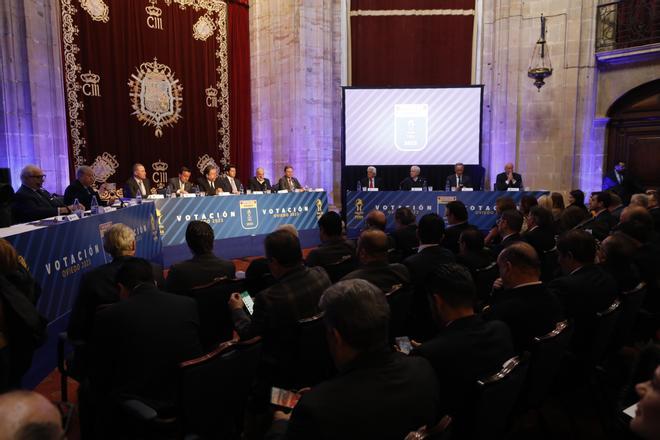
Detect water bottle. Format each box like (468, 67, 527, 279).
(72, 198, 83, 218)
(136, 192, 142, 204)
(356, 180, 361, 191)
(165, 186, 172, 198)
(194, 185, 200, 196)
(90, 196, 99, 215)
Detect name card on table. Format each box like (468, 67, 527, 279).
(411, 187, 423, 192)
(182, 193, 196, 198)
(278, 190, 289, 194)
(217, 192, 232, 196)
(64, 214, 80, 222)
(462, 188, 474, 192)
(252, 191, 264, 194)
(367, 188, 379, 192)
(314, 188, 325, 192)
(147, 194, 164, 199)
(507, 188, 520, 192)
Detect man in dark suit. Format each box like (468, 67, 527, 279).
(359, 166, 384, 190)
(196, 164, 220, 195)
(277, 165, 303, 192)
(491, 209, 523, 256)
(403, 213, 455, 341)
(166, 166, 194, 195)
(443, 200, 472, 254)
(217, 164, 243, 194)
(445, 163, 473, 191)
(548, 230, 618, 352)
(647, 190, 660, 233)
(608, 192, 624, 224)
(391, 207, 418, 260)
(267, 279, 440, 440)
(522, 206, 556, 257)
(123, 163, 152, 198)
(456, 228, 496, 272)
(602, 161, 641, 204)
(484, 242, 563, 352)
(399, 165, 427, 191)
(12, 164, 72, 223)
(494, 162, 523, 191)
(412, 264, 514, 435)
(342, 229, 410, 293)
(574, 191, 616, 241)
(64, 165, 111, 209)
(248, 167, 272, 192)
(305, 211, 356, 271)
(87, 258, 202, 438)
(165, 221, 235, 293)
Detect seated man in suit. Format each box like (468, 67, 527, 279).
(86, 258, 202, 438)
(64, 165, 114, 208)
(445, 163, 473, 191)
(412, 264, 514, 435)
(165, 220, 235, 293)
(443, 200, 472, 254)
(342, 229, 410, 293)
(494, 162, 523, 191)
(218, 164, 243, 194)
(248, 167, 272, 192)
(166, 166, 193, 195)
(608, 192, 625, 224)
(574, 191, 616, 241)
(0, 391, 65, 439)
(484, 242, 563, 352)
(404, 214, 455, 341)
(491, 209, 524, 256)
(457, 227, 496, 273)
(123, 163, 152, 198)
(399, 165, 427, 191)
(391, 207, 418, 260)
(277, 165, 303, 192)
(359, 166, 384, 190)
(196, 164, 222, 195)
(12, 164, 72, 223)
(306, 211, 356, 270)
(268, 279, 440, 440)
(522, 206, 556, 257)
(548, 230, 618, 352)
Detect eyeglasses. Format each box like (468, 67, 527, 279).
(29, 174, 46, 179)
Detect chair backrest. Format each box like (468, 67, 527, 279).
(585, 299, 622, 368)
(611, 282, 647, 351)
(386, 283, 413, 338)
(187, 277, 245, 350)
(321, 254, 356, 283)
(540, 247, 559, 282)
(473, 262, 498, 302)
(179, 337, 262, 439)
(522, 320, 574, 409)
(291, 312, 335, 389)
(464, 354, 529, 439)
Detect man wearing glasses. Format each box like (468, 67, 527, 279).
(12, 164, 73, 223)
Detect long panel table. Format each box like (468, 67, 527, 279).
(345, 190, 548, 237)
(0, 203, 162, 387)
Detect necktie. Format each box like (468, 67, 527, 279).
(138, 180, 146, 196)
(369, 178, 374, 189)
(180, 181, 184, 191)
(616, 172, 622, 184)
(230, 177, 237, 193)
(210, 181, 215, 191)
(458, 176, 462, 186)
(288, 178, 292, 189)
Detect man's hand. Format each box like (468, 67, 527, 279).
(492, 277, 503, 290)
(273, 410, 291, 422)
(228, 292, 244, 311)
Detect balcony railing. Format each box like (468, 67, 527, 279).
(596, 0, 660, 52)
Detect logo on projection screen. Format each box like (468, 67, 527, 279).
(394, 104, 428, 151)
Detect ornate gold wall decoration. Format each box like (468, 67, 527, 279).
(146, 1, 164, 30)
(80, 0, 110, 22)
(90, 152, 119, 183)
(128, 57, 183, 137)
(193, 14, 216, 40)
(81, 70, 101, 96)
(196, 154, 218, 174)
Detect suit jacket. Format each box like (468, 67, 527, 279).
(391, 224, 419, 260)
(63, 180, 102, 208)
(522, 226, 556, 257)
(443, 222, 472, 255)
(12, 184, 64, 223)
(403, 245, 456, 341)
(359, 176, 384, 190)
(492, 232, 522, 257)
(484, 283, 564, 352)
(444, 174, 473, 191)
(123, 177, 152, 198)
(610, 205, 624, 224)
(89, 284, 202, 411)
(196, 177, 218, 195)
(649, 207, 660, 233)
(166, 177, 194, 194)
(217, 175, 243, 193)
(548, 264, 618, 351)
(341, 261, 411, 293)
(305, 238, 356, 268)
(248, 177, 272, 192)
(277, 176, 302, 192)
(602, 171, 641, 203)
(268, 349, 439, 440)
(494, 172, 523, 191)
(413, 315, 514, 427)
(574, 209, 616, 241)
(399, 176, 427, 191)
(165, 252, 236, 293)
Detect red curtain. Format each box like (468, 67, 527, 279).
(350, 0, 475, 86)
(60, 0, 251, 189)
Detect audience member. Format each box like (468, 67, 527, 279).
(456, 228, 496, 274)
(363, 210, 397, 259)
(391, 207, 419, 260)
(646, 190, 660, 233)
(484, 196, 516, 245)
(403, 214, 455, 341)
(574, 191, 616, 241)
(630, 365, 660, 440)
(268, 279, 439, 440)
(484, 242, 563, 352)
(519, 194, 539, 219)
(523, 206, 556, 257)
(412, 264, 514, 434)
(630, 193, 650, 209)
(442, 200, 471, 254)
(0, 390, 64, 439)
(342, 229, 410, 292)
(537, 194, 553, 213)
(491, 209, 524, 256)
(560, 190, 590, 232)
(306, 211, 355, 267)
(165, 220, 235, 293)
(12, 165, 72, 223)
(597, 232, 641, 293)
(608, 192, 624, 223)
(86, 257, 202, 438)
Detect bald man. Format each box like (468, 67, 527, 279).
(12, 164, 72, 223)
(248, 167, 272, 192)
(0, 391, 64, 439)
(494, 163, 523, 191)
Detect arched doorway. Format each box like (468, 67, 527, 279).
(606, 79, 660, 190)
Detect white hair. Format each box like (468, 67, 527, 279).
(277, 224, 299, 237)
(630, 193, 649, 209)
(103, 224, 136, 257)
(410, 166, 420, 174)
(20, 165, 41, 181)
(367, 166, 377, 175)
(76, 165, 94, 179)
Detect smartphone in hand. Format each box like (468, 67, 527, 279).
(240, 290, 254, 315)
(395, 336, 413, 355)
(271, 387, 302, 409)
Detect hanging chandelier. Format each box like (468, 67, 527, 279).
(528, 14, 553, 91)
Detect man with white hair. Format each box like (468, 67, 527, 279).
(494, 162, 523, 191)
(0, 391, 64, 439)
(64, 165, 114, 208)
(359, 166, 384, 190)
(248, 167, 272, 192)
(399, 165, 427, 191)
(12, 164, 73, 223)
